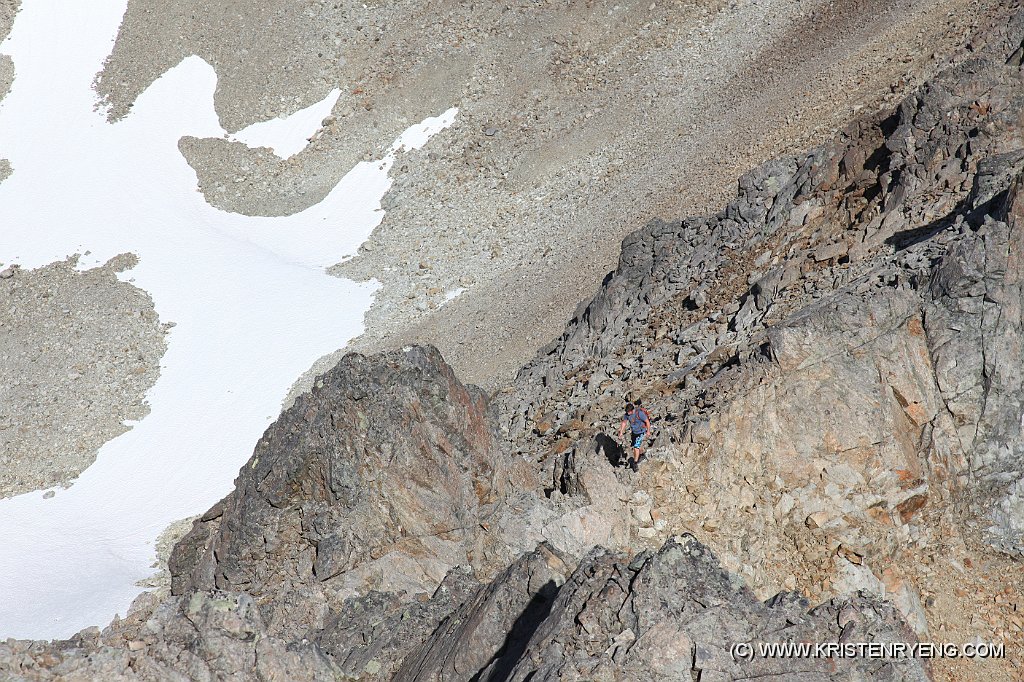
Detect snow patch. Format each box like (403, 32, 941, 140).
(230, 88, 342, 158)
(0, 0, 455, 639)
(442, 287, 466, 306)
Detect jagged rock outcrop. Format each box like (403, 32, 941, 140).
(496, 3, 1024, 655)
(168, 345, 533, 639)
(315, 566, 484, 680)
(387, 535, 929, 682)
(925, 182, 1024, 557)
(0, 344, 635, 680)
(0, 347, 929, 681)
(501, 536, 927, 682)
(0, 535, 929, 681)
(392, 542, 572, 681)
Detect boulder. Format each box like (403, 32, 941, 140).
(170, 345, 530, 636)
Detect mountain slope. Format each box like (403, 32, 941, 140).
(3, 4, 1024, 681)
(100, 0, 1012, 388)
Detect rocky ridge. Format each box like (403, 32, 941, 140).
(0, 327, 982, 680)
(0, 347, 930, 681)
(3, 5, 1024, 681)
(497, 6, 1024, 675)
(168, 345, 531, 634)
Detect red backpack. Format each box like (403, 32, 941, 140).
(627, 407, 650, 433)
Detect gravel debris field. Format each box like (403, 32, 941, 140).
(0, 256, 166, 498)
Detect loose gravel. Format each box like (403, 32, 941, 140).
(308, 0, 1007, 398)
(334, 0, 1005, 390)
(100, 0, 1004, 394)
(0, 0, 18, 182)
(0, 256, 167, 499)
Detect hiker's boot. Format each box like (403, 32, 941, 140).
(630, 458, 639, 472)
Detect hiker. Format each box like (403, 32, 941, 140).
(619, 401, 650, 472)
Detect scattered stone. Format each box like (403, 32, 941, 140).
(0, 256, 166, 499)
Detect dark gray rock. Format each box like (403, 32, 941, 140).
(393, 542, 572, 681)
(170, 345, 530, 638)
(0, 537, 928, 681)
(319, 567, 482, 680)
(925, 175, 1024, 556)
(399, 535, 929, 682)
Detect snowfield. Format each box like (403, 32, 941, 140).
(0, 0, 455, 638)
(231, 88, 344, 159)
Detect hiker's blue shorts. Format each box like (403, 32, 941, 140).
(631, 432, 646, 449)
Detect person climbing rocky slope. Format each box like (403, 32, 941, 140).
(4, 5, 1024, 681)
(497, 7, 1024, 678)
(0, 349, 931, 681)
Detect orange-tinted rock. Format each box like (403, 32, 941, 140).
(897, 494, 928, 524)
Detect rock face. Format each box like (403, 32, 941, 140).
(499, 5, 1024, 613)
(0, 535, 929, 681)
(393, 535, 929, 682)
(927, 183, 1024, 557)
(169, 345, 529, 638)
(0, 348, 928, 681)
(392, 542, 572, 681)
(507, 537, 927, 682)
